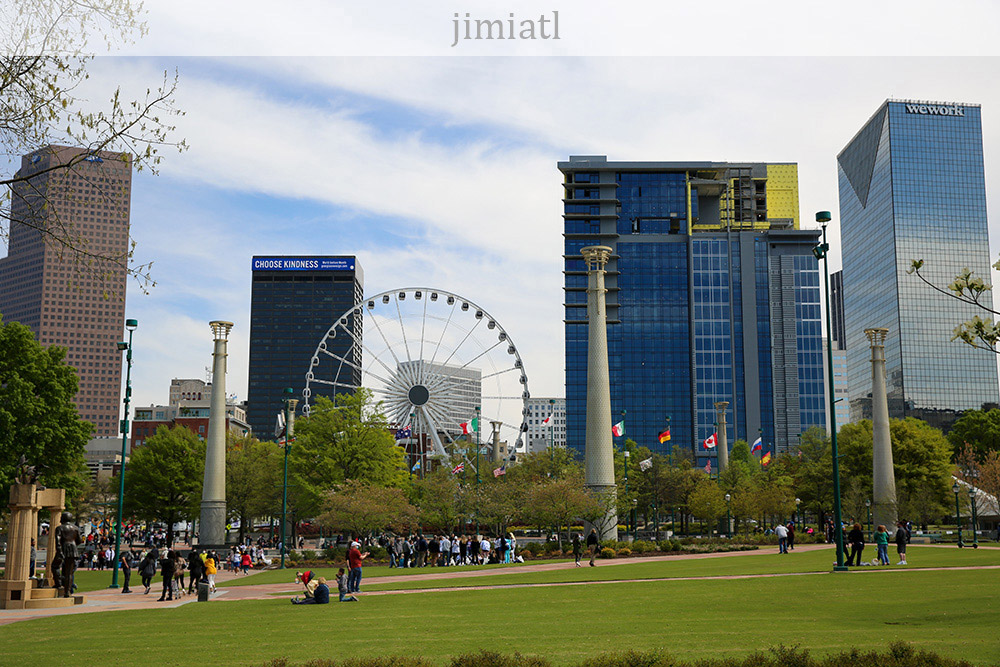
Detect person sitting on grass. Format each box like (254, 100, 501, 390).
(292, 576, 329, 605)
(336, 568, 358, 602)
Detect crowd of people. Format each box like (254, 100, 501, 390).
(374, 533, 522, 568)
(843, 521, 910, 566)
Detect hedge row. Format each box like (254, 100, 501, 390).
(261, 643, 976, 667)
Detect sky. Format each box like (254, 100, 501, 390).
(6, 3, 1000, 420)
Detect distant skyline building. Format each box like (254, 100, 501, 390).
(0, 145, 132, 437)
(560, 156, 824, 463)
(247, 256, 363, 436)
(838, 99, 1000, 429)
(526, 397, 566, 454)
(396, 359, 482, 434)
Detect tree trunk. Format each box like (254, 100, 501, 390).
(166, 512, 175, 548)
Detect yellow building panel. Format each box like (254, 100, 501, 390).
(766, 164, 800, 229)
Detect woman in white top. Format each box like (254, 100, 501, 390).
(480, 537, 491, 563)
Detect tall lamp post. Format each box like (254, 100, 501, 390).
(952, 481, 964, 548)
(865, 499, 872, 542)
(968, 486, 979, 548)
(110, 318, 137, 589)
(280, 387, 297, 569)
(725, 493, 732, 539)
(621, 410, 628, 537)
(813, 211, 848, 572)
(795, 498, 801, 532)
(549, 398, 556, 468)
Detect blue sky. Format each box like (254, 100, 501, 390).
(8, 52, 1000, 416)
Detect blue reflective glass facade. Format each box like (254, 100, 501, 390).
(561, 157, 824, 462)
(838, 101, 999, 429)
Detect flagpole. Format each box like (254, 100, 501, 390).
(621, 410, 628, 539)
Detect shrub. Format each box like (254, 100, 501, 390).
(616, 548, 631, 557)
(579, 649, 676, 667)
(287, 550, 302, 563)
(599, 547, 615, 559)
(525, 542, 543, 556)
(631, 540, 654, 554)
(367, 546, 388, 560)
(450, 651, 550, 667)
(300, 550, 316, 561)
(543, 541, 562, 554)
(324, 547, 346, 562)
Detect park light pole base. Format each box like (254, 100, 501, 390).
(833, 565, 850, 572)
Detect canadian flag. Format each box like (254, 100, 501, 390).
(541, 414, 554, 426)
(702, 433, 717, 449)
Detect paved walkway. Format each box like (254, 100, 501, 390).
(1, 543, 996, 626)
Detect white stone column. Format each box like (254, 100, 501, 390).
(715, 401, 729, 474)
(199, 320, 233, 547)
(866, 328, 897, 530)
(490, 420, 503, 464)
(581, 246, 618, 540)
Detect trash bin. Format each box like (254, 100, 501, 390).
(197, 581, 210, 602)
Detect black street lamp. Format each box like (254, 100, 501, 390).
(110, 318, 137, 590)
(280, 387, 295, 569)
(814, 211, 848, 572)
(952, 481, 964, 548)
(725, 493, 732, 539)
(968, 486, 979, 548)
(795, 498, 801, 532)
(865, 498, 872, 542)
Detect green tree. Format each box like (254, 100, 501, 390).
(122, 425, 204, 546)
(909, 259, 1000, 354)
(318, 479, 417, 538)
(226, 433, 281, 544)
(0, 317, 91, 504)
(410, 468, 460, 533)
(3, 0, 185, 291)
(792, 426, 834, 524)
(289, 391, 408, 517)
(838, 418, 954, 520)
(688, 478, 726, 532)
(526, 472, 597, 547)
(947, 409, 1000, 458)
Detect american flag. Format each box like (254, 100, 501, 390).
(493, 463, 507, 478)
(704, 460, 711, 474)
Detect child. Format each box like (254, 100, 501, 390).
(336, 568, 358, 602)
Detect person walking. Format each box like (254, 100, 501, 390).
(894, 521, 908, 565)
(347, 540, 369, 593)
(874, 524, 890, 566)
(139, 549, 158, 594)
(119, 549, 133, 593)
(572, 533, 583, 567)
(786, 522, 796, 551)
(157, 550, 176, 601)
(846, 523, 865, 566)
(187, 549, 203, 594)
(204, 552, 218, 593)
(173, 552, 185, 596)
(587, 529, 599, 567)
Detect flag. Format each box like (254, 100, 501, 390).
(277, 436, 296, 446)
(412, 460, 422, 471)
(460, 417, 479, 435)
(493, 463, 506, 478)
(541, 414, 554, 426)
(658, 428, 671, 443)
(274, 411, 286, 438)
(704, 460, 712, 474)
(395, 426, 412, 440)
(451, 462, 464, 475)
(761, 452, 772, 467)
(751, 436, 762, 453)
(639, 457, 653, 472)
(702, 432, 717, 449)
(612, 421, 625, 437)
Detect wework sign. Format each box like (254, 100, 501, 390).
(904, 104, 965, 116)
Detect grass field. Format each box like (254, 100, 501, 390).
(1, 547, 998, 666)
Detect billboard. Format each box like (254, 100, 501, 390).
(251, 256, 355, 271)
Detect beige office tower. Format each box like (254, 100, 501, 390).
(0, 146, 132, 437)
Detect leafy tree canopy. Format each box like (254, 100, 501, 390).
(947, 409, 1000, 458)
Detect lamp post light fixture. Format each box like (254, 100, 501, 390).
(968, 487, 979, 548)
(814, 211, 848, 571)
(280, 387, 297, 569)
(865, 498, 872, 542)
(724, 493, 732, 539)
(953, 481, 964, 548)
(109, 318, 137, 589)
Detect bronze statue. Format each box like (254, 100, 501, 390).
(14, 455, 38, 485)
(53, 512, 81, 598)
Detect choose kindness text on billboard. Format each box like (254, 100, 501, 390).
(251, 257, 355, 271)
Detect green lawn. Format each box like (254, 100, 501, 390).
(0, 567, 997, 666)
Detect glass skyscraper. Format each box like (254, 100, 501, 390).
(561, 156, 824, 463)
(247, 256, 363, 436)
(838, 100, 999, 428)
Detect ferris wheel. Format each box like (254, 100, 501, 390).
(302, 288, 530, 461)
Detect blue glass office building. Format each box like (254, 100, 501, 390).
(247, 256, 363, 436)
(561, 157, 825, 462)
(838, 100, 999, 428)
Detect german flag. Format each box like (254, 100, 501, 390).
(658, 428, 671, 444)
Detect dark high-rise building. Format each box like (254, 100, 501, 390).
(0, 145, 132, 436)
(830, 270, 846, 350)
(247, 256, 363, 436)
(838, 100, 999, 429)
(560, 156, 824, 462)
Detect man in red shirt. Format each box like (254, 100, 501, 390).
(346, 541, 369, 593)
